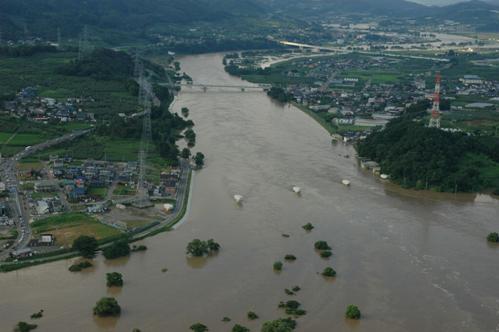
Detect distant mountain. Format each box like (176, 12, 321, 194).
(432, 0, 499, 31)
(261, 0, 429, 17)
(0, 0, 498, 44)
(0, 0, 263, 41)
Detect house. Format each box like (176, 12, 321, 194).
(34, 180, 59, 192)
(36, 200, 50, 215)
(28, 234, 55, 247)
(87, 203, 107, 214)
(0, 203, 7, 216)
(334, 118, 355, 125)
(461, 75, 483, 85)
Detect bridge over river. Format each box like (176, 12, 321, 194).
(159, 82, 272, 92)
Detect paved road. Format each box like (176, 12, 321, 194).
(0, 129, 93, 260)
(0, 159, 192, 268)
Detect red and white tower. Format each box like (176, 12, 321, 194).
(428, 72, 441, 128)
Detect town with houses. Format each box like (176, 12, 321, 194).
(226, 50, 499, 142)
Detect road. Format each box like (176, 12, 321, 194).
(0, 129, 93, 260)
(0, 159, 192, 268)
(278, 40, 451, 62)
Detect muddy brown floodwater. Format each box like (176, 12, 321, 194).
(1, 53, 499, 332)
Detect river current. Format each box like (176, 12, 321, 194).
(0, 53, 498, 332)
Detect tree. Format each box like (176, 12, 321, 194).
(207, 239, 220, 252)
(345, 305, 361, 320)
(69, 261, 93, 272)
(186, 239, 220, 257)
(190, 323, 208, 332)
(487, 232, 499, 243)
(103, 240, 130, 260)
(247, 311, 259, 320)
(320, 251, 332, 258)
(106, 272, 123, 287)
(93, 297, 121, 317)
(15, 322, 37, 332)
(194, 152, 205, 168)
(72, 235, 98, 258)
(261, 318, 297, 332)
(302, 223, 314, 231)
(273, 261, 283, 271)
(322, 267, 337, 277)
(181, 107, 190, 118)
(181, 148, 191, 159)
(232, 324, 250, 332)
(187, 239, 209, 257)
(314, 241, 331, 251)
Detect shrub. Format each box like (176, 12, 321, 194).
(284, 288, 294, 295)
(278, 300, 306, 316)
(103, 240, 130, 259)
(320, 251, 332, 258)
(284, 254, 296, 261)
(207, 239, 221, 252)
(487, 232, 499, 243)
(273, 261, 283, 271)
(322, 267, 337, 277)
(93, 297, 121, 317)
(261, 318, 297, 332)
(345, 305, 361, 320)
(232, 324, 250, 332)
(186, 239, 220, 257)
(302, 223, 314, 231)
(292, 286, 301, 292)
(190, 323, 209, 332)
(30, 310, 43, 319)
(69, 261, 93, 272)
(314, 241, 331, 251)
(14, 322, 37, 332)
(106, 272, 123, 287)
(131, 245, 148, 252)
(247, 311, 259, 320)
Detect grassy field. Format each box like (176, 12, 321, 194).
(31, 212, 121, 247)
(113, 183, 136, 196)
(441, 109, 499, 135)
(87, 187, 108, 200)
(0, 115, 94, 157)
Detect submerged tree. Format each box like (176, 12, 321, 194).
(73, 235, 98, 258)
(345, 305, 361, 320)
(93, 297, 121, 317)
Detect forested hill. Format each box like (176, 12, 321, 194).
(0, 0, 263, 41)
(356, 105, 499, 193)
(2, 0, 498, 43)
(261, 0, 428, 17)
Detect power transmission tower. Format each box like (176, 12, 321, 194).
(133, 57, 154, 208)
(57, 27, 62, 49)
(78, 25, 90, 61)
(23, 22, 29, 41)
(428, 72, 441, 129)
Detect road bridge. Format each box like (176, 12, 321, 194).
(159, 82, 271, 92)
(279, 40, 450, 63)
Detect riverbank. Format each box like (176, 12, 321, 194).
(0, 168, 193, 273)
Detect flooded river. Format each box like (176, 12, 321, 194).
(1, 53, 499, 332)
